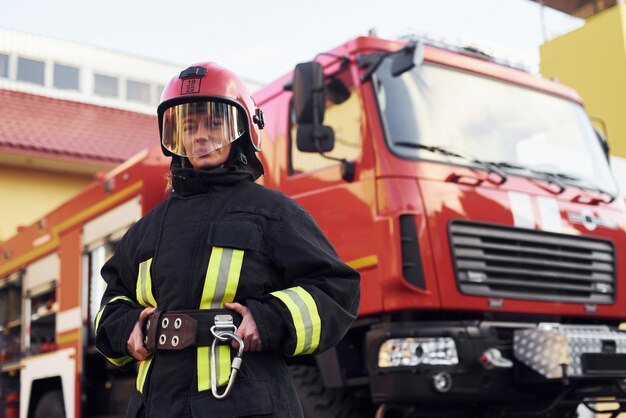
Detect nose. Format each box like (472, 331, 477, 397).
(193, 124, 210, 142)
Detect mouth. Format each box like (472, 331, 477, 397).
(191, 142, 211, 155)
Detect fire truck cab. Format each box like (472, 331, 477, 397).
(257, 36, 626, 417)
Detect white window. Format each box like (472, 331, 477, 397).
(94, 73, 118, 98)
(17, 57, 45, 85)
(53, 63, 80, 90)
(0, 54, 8, 78)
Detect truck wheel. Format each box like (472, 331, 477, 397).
(33, 390, 66, 418)
(289, 365, 372, 418)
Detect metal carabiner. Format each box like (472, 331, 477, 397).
(210, 329, 245, 399)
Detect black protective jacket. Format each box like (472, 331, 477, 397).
(95, 167, 360, 418)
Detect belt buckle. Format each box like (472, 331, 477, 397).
(210, 314, 237, 340)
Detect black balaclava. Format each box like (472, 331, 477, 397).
(169, 134, 263, 196)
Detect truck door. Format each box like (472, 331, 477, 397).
(280, 64, 382, 315)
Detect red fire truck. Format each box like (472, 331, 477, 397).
(1, 35, 625, 418)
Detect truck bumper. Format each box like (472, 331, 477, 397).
(365, 320, 626, 405)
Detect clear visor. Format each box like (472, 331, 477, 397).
(161, 101, 247, 157)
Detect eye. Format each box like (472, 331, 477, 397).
(183, 121, 197, 133)
(209, 120, 223, 129)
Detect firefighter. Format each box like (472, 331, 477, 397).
(94, 62, 360, 418)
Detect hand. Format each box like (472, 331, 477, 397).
(224, 302, 262, 352)
(127, 307, 155, 361)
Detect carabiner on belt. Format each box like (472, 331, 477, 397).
(210, 315, 245, 399)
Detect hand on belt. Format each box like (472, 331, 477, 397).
(142, 309, 243, 352)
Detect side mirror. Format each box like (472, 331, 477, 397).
(391, 39, 424, 77)
(293, 62, 326, 125)
(326, 77, 351, 105)
(296, 124, 335, 153)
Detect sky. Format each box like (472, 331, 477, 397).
(0, 0, 582, 84)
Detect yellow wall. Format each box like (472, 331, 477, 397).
(0, 166, 92, 241)
(540, 4, 626, 158)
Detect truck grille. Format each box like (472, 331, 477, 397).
(449, 221, 615, 304)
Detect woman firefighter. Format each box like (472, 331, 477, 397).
(94, 62, 360, 418)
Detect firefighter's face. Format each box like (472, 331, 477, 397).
(182, 112, 232, 169)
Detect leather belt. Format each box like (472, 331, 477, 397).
(143, 309, 242, 352)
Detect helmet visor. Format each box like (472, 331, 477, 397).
(161, 101, 246, 157)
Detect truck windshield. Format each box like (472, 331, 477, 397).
(374, 59, 618, 196)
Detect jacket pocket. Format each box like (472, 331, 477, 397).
(207, 220, 261, 251)
(227, 206, 281, 221)
(125, 390, 144, 418)
(190, 378, 276, 417)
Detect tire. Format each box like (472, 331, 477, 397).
(33, 390, 66, 418)
(289, 365, 373, 418)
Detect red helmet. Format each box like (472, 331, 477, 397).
(157, 62, 264, 160)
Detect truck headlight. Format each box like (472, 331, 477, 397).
(378, 337, 458, 368)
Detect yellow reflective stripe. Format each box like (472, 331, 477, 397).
(217, 344, 231, 386)
(222, 250, 244, 308)
(95, 307, 106, 335)
(94, 296, 137, 369)
(95, 345, 134, 368)
(271, 291, 306, 355)
(197, 346, 210, 392)
(292, 287, 321, 355)
(134, 260, 157, 392)
(197, 247, 244, 391)
(136, 259, 156, 308)
(144, 258, 157, 307)
(106, 355, 135, 367)
(136, 261, 146, 307)
(198, 343, 231, 388)
(198, 247, 223, 391)
(270, 286, 321, 356)
(200, 248, 223, 309)
(136, 356, 153, 393)
(94, 295, 135, 336)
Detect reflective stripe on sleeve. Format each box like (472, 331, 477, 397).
(270, 286, 321, 356)
(136, 258, 157, 308)
(94, 295, 136, 336)
(197, 247, 244, 391)
(106, 355, 135, 368)
(94, 296, 136, 368)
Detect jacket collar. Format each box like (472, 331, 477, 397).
(171, 166, 253, 197)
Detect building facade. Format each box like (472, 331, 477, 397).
(0, 27, 262, 241)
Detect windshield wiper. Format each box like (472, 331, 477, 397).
(394, 142, 508, 185)
(487, 162, 568, 194)
(532, 170, 616, 203)
(487, 162, 616, 202)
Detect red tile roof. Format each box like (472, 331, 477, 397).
(0, 89, 159, 164)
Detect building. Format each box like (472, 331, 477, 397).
(0, 27, 262, 241)
(536, 0, 626, 196)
